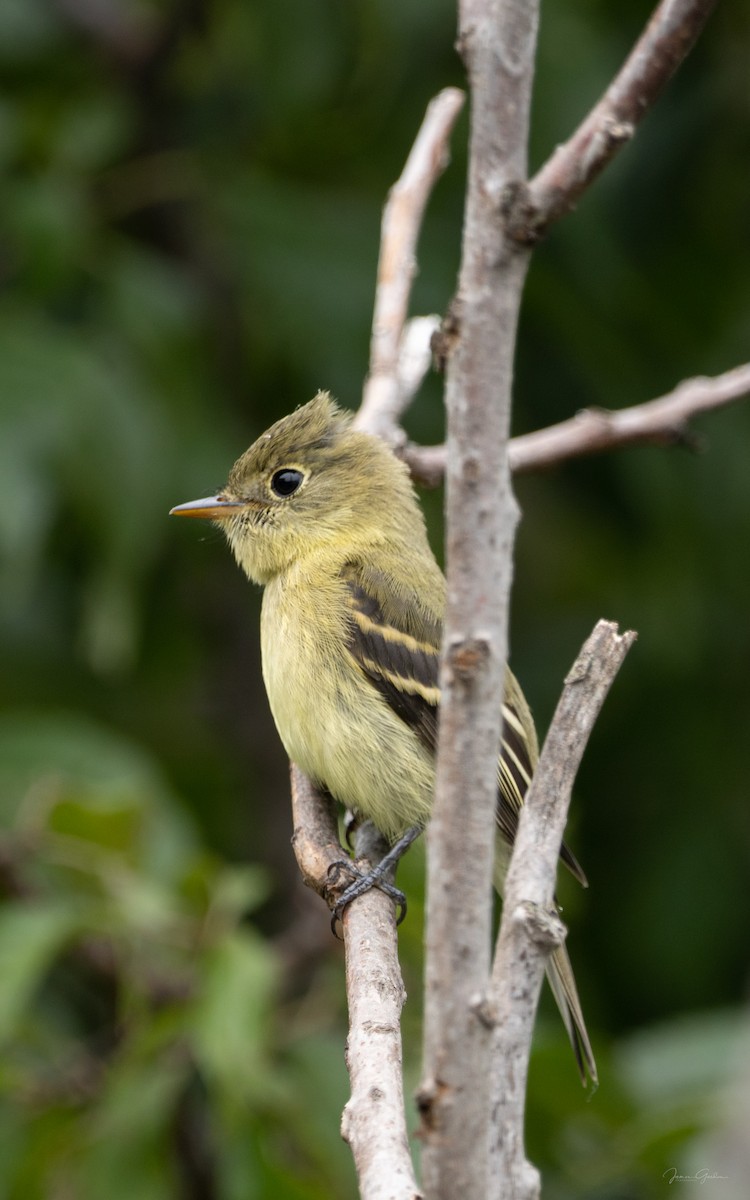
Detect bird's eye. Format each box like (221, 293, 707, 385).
(271, 468, 305, 498)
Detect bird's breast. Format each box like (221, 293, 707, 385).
(259, 570, 434, 839)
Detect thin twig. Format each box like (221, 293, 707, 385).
(357, 89, 465, 442)
(340, 819, 422, 1200)
(509, 363, 750, 470)
(401, 363, 750, 485)
(289, 764, 344, 895)
(488, 621, 636, 1199)
(397, 315, 442, 411)
(507, 0, 719, 242)
(288, 85, 466, 1200)
(289, 773, 419, 1200)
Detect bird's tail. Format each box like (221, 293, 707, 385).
(545, 942, 598, 1088)
(492, 834, 597, 1086)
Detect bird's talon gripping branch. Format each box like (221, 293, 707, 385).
(330, 874, 408, 936)
(327, 857, 408, 935)
(326, 859, 355, 889)
(328, 823, 424, 933)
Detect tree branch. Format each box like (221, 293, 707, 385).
(289, 767, 420, 1200)
(339, 818, 422, 1200)
(507, 0, 719, 243)
(488, 621, 636, 1199)
(401, 363, 750, 485)
(396, 315, 443, 414)
(419, 1, 539, 1195)
(288, 86, 468, 1198)
(287, 84, 469, 1200)
(508, 363, 750, 471)
(283, 6, 727, 1198)
(357, 89, 465, 443)
(289, 764, 344, 895)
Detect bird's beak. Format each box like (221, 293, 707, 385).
(169, 495, 244, 520)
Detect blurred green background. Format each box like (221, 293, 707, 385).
(1, 0, 748, 1197)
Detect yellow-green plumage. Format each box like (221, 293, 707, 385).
(171, 391, 597, 1085)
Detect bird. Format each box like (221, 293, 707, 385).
(170, 390, 597, 1085)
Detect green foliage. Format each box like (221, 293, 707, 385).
(0, 900, 80, 1043)
(525, 1010, 747, 1199)
(0, 711, 356, 1197)
(1, 0, 747, 1194)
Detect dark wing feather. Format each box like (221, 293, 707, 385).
(342, 563, 440, 755)
(340, 561, 586, 886)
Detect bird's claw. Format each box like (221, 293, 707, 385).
(327, 859, 407, 936)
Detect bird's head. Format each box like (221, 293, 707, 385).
(170, 391, 423, 583)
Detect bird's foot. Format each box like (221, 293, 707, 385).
(327, 824, 423, 936)
(328, 861, 407, 934)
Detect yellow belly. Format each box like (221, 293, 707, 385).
(260, 572, 435, 841)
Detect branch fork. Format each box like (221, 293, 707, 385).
(285, 4, 732, 1198)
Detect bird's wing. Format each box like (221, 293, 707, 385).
(339, 560, 588, 885)
(341, 560, 441, 756)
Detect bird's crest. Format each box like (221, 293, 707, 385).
(228, 391, 353, 488)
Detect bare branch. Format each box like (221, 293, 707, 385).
(289, 764, 344, 895)
(287, 7, 727, 1199)
(340, 818, 422, 1200)
(299, 85, 464, 1199)
(289, 769, 419, 1200)
(509, 363, 750, 471)
(401, 363, 750, 485)
(420, 1, 538, 1195)
(357, 89, 465, 442)
(400, 441, 452, 489)
(488, 621, 636, 1198)
(397, 315, 442, 411)
(507, 0, 719, 242)
(291, 85, 465, 1200)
